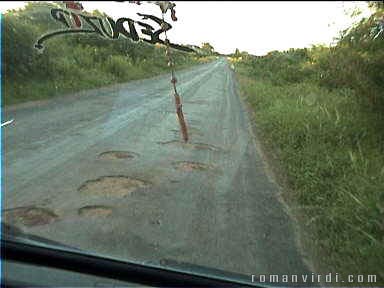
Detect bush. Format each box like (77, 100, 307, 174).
(236, 66, 384, 282)
(234, 5, 384, 280)
(2, 2, 209, 105)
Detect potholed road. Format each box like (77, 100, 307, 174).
(3, 59, 312, 280)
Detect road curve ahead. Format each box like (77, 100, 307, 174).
(3, 59, 311, 278)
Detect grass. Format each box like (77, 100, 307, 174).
(235, 62, 384, 285)
(2, 1, 218, 106)
(3, 55, 213, 106)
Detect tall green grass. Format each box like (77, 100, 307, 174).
(236, 66, 384, 284)
(2, 2, 211, 106)
(232, 5, 384, 283)
(235, 47, 384, 286)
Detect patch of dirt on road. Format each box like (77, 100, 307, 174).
(172, 161, 213, 172)
(78, 176, 150, 197)
(4, 206, 58, 227)
(78, 205, 113, 217)
(98, 151, 138, 160)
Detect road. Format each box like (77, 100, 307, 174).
(3, 59, 312, 280)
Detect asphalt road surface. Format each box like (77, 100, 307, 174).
(3, 59, 312, 280)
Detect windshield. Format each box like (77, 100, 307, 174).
(1, 1, 383, 287)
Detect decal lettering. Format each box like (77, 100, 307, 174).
(35, 7, 194, 53)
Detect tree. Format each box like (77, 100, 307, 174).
(368, 1, 384, 11)
(201, 42, 215, 55)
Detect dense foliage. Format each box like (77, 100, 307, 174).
(235, 4, 384, 284)
(2, 2, 210, 105)
(237, 5, 384, 109)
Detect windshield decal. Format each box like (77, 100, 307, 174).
(34, 1, 194, 53)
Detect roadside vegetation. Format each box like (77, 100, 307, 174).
(233, 3, 384, 284)
(2, 2, 216, 106)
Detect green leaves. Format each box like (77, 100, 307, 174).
(2, 2, 203, 105)
(236, 57, 384, 283)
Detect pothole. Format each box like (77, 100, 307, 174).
(3, 207, 58, 227)
(158, 140, 221, 152)
(78, 176, 150, 197)
(192, 143, 221, 152)
(172, 161, 213, 172)
(78, 205, 113, 217)
(98, 151, 138, 160)
(149, 219, 162, 226)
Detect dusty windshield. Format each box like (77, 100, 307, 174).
(1, 1, 383, 287)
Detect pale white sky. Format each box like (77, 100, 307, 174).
(0, 1, 373, 55)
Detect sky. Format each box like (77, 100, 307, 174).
(0, 1, 373, 55)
